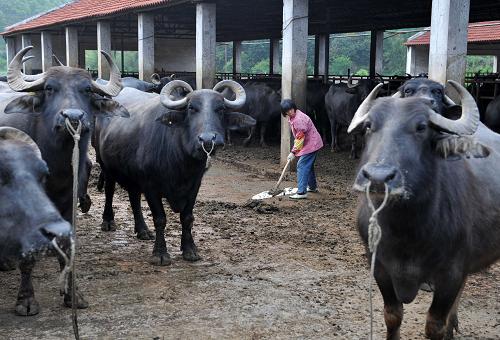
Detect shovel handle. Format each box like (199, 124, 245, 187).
(272, 158, 292, 191)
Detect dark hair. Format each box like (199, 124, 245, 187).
(281, 99, 297, 117)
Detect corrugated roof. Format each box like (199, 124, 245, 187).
(2, 0, 172, 36)
(406, 21, 500, 45)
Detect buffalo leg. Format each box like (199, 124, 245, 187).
(97, 170, 105, 192)
(259, 123, 267, 147)
(350, 134, 359, 159)
(78, 158, 92, 213)
(101, 177, 117, 231)
(57, 256, 89, 309)
(180, 209, 200, 262)
(425, 275, 464, 340)
(15, 259, 39, 316)
(226, 129, 232, 146)
(144, 192, 171, 266)
(128, 189, 154, 240)
(330, 119, 338, 151)
(243, 125, 256, 147)
(375, 262, 404, 340)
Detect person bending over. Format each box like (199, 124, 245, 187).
(281, 99, 324, 199)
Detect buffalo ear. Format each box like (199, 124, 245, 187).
(156, 110, 186, 126)
(225, 112, 256, 130)
(4, 95, 42, 114)
(93, 98, 130, 118)
(442, 104, 461, 120)
(435, 134, 490, 160)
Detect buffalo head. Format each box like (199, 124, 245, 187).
(3, 46, 129, 140)
(348, 81, 484, 198)
(0, 127, 71, 262)
(156, 79, 256, 159)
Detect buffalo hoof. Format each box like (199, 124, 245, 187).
(79, 194, 92, 213)
(15, 297, 40, 316)
(101, 220, 117, 232)
(0, 259, 17, 271)
(136, 229, 155, 241)
(150, 253, 172, 266)
(63, 290, 89, 309)
(420, 282, 434, 292)
(182, 248, 201, 262)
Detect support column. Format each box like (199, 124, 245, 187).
(270, 38, 280, 74)
(65, 27, 79, 68)
(138, 13, 155, 81)
(406, 46, 415, 75)
(5, 37, 17, 65)
(78, 45, 86, 70)
(428, 0, 470, 86)
(232, 41, 242, 76)
(317, 34, 329, 82)
(196, 2, 216, 89)
(41, 31, 53, 72)
(369, 30, 384, 76)
(97, 21, 111, 79)
(281, 0, 308, 165)
(21, 34, 32, 74)
(493, 55, 499, 73)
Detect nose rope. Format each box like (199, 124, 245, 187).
(51, 237, 75, 294)
(365, 181, 389, 340)
(64, 118, 81, 340)
(200, 139, 215, 169)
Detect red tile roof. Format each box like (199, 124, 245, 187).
(2, 0, 171, 35)
(406, 21, 500, 46)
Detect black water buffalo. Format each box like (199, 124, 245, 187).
(0, 127, 73, 315)
(95, 80, 255, 265)
(307, 81, 330, 142)
(0, 46, 128, 307)
(349, 81, 500, 339)
(324, 77, 379, 158)
(97, 77, 157, 93)
(151, 73, 196, 94)
(484, 95, 500, 132)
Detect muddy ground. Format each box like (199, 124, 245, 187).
(0, 143, 499, 339)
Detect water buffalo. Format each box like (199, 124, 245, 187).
(0, 46, 129, 307)
(349, 81, 500, 339)
(0, 127, 73, 315)
(484, 95, 500, 132)
(307, 81, 330, 143)
(95, 80, 255, 265)
(97, 77, 157, 93)
(324, 77, 379, 158)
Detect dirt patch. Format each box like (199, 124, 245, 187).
(0, 145, 499, 339)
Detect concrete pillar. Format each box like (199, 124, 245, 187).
(78, 46, 86, 70)
(281, 0, 308, 165)
(270, 38, 280, 74)
(493, 55, 499, 73)
(138, 13, 155, 81)
(196, 2, 216, 89)
(97, 21, 111, 79)
(316, 34, 329, 82)
(21, 34, 32, 74)
(41, 31, 53, 72)
(428, 0, 470, 86)
(65, 27, 79, 68)
(5, 37, 17, 65)
(232, 41, 242, 75)
(370, 30, 384, 76)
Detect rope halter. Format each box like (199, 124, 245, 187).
(200, 139, 215, 169)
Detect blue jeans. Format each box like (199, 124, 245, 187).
(297, 152, 317, 194)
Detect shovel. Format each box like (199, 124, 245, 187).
(252, 158, 297, 200)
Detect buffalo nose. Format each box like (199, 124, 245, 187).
(60, 109, 84, 122)
(361, 163, 398, 185)
(198, 132, 216, 144)
(40, 221, 72, 241)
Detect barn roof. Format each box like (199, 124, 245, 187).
(406, 21, 500, 45)
(2, 0, 175, 35)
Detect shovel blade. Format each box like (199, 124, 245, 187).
(251, 187, 298, 200)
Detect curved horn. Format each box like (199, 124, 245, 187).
(443, 95, 456, 106)
(213, 80, 246, 109)
(392, 91, 402, 98)
(347, 76, 358, 89)
(347, 83, 384, 133)
(375, 73, 384, 83)
(7, 46, 46, 92)
(52, 54, 65, 66)
(19, 56, 46, 82)
(159, 80, 193, 109)
(0, 127, 42, 159)
(91, 51, 122, 97)
(428, 80, 479, 135)
(151, 73, 161, 85)
(170, 73, 176, 78)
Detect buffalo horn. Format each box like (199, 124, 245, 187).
(151, 73, 161, 85)
(7, 46, 46, 92)
(0, 127, 42, 159)
(52, 54, 65, 66)
(428, 80, 479, 135)
(159, 80, 194, 109)
(347, 75, 359, 89)
(91, 51, 122, 97)
(347, 83, 385, 133)
(213, 80, 246, 109)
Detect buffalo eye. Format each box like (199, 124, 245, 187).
(404, 88, 413, 95)
(45, 85, 54, 94)
(432, 89, 442, 96)
(416, 122, 427, 133)
(85, 85, 92, 94)
(363, 121, 372, 133)
(188, 105, 198, 113)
